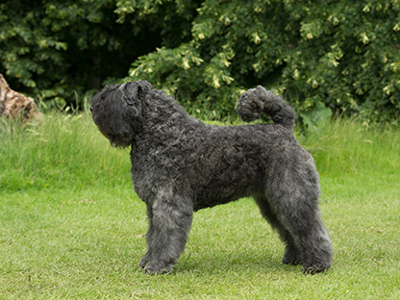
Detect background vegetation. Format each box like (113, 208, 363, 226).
(1, 0, 400, 122)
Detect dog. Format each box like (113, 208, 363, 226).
(90, 80, 332, 274)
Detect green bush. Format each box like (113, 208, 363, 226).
(1, 0, 399, 123)
(0, 0, 198, 107)
(125, 0, 400, 123)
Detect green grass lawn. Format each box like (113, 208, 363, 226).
(1, 113, 399, 299)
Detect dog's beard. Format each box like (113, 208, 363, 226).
(99, 129, 112, 140)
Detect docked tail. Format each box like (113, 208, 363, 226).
(236, 86, 295, 131)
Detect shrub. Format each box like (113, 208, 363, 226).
(125, 0, 400, 123)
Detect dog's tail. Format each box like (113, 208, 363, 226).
(236, 86, 295, 131)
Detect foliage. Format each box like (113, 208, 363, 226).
(299, 103, 332, 136)
(125, 0, 400, 122)
(0, 0, 198, 107)
(1, 0, 399, 122)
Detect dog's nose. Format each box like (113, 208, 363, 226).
(90, 107, 93, 113)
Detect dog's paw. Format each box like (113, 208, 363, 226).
(302, 263, 330, 275)
(282, 247, 302, 265)
(139, 254, 150, 269)
(144, 262, 173, 275)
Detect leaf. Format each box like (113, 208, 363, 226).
(299, 103, 332, 135)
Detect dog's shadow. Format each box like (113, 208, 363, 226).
(174, 248, 302, 275)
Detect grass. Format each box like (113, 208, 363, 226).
(1, 112, 400, 299)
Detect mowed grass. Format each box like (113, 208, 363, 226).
(0, 112, 400, 299)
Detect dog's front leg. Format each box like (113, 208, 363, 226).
(140, 194, 193, 274)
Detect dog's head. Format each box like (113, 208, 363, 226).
(90, 80, 151, 148)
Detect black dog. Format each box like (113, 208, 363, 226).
(90, 81, 332, 274)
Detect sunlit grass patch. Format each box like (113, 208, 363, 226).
(0, 113, 399, 299)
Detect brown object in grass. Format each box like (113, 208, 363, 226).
(0, 74, 42, 122)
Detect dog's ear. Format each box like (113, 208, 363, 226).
(119, 82, 143, 105)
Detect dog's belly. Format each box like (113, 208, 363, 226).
(191, 168, 260, 211)
(193, 189, 253, 211)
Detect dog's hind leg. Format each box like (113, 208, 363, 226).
(278, 203, 332, 274)
(254, 194, 302, 265)
(140, 193, 193, 274)
(266, 166, 333, 274)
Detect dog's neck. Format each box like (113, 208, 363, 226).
(142, 90, 203, 132)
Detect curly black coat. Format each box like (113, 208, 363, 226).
(90, 81, 332, 274)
